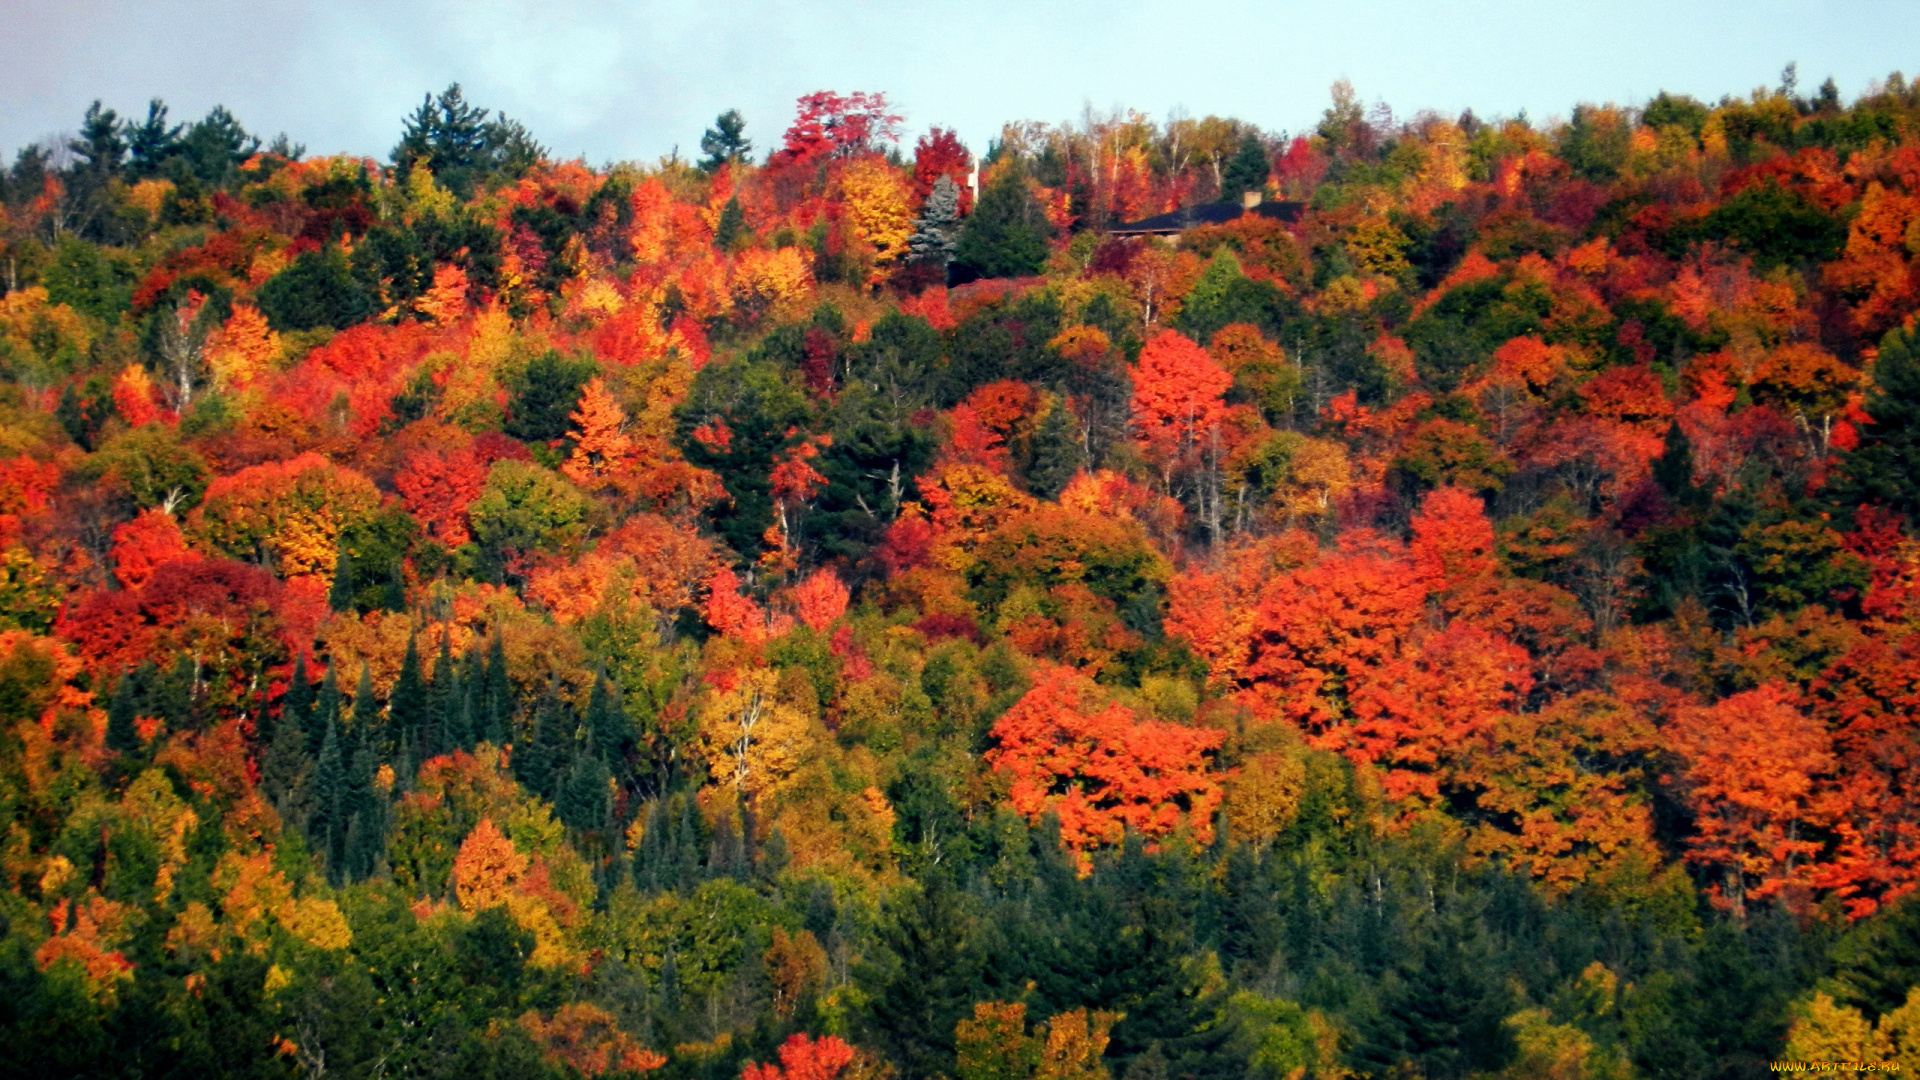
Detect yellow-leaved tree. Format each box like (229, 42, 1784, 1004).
(696, 666, 814, 801)
(840, 157, 915, 281)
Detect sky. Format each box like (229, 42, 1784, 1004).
(2, 0, 1916, 167)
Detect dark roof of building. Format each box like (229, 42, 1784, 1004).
(1109, 199, 1305, 236)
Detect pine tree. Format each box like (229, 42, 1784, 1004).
(908, 174, 964, 270)
(106, 673, 142, 757)
(391, 634, 429, 757)
(1025, 399, 1087, 500)
(699, 109, 752, 173)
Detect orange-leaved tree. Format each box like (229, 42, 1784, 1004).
(986, 663, 1223, 862)
(741, 1033, 857, 1080)
(1669, 682, 1837, 916)
(520, 1002, 665, 1076)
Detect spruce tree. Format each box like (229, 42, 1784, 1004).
(343, 725, 385, 882)
(1220, 133, 1270, 204)
(953, 166, 1048, 280)
(105, 673, 142, 757)
(260, 700, 314, 828)
(483, 634, 512, 745)
(908, 174, 963, 269)
(859, 877, 983, 1080)
(152, 655, 196, 733)
(350, 662, 382, 757)
(283, 652, 316, 742)
(310, 661, 341, 757)
(584, 666, 631, 762)
(516, 681, 569, 801)
(312, 716, 347, 881)
(634, 799, 667, 892)
(1025, 398, 1087, 499)
(328, 546, 356, 613)
(390, 634, 428, 757)
(427, 635, 460, 757)
(1832, 325, 1920, 522)
(557, 741, 612, 835)
(714, 196, 746, 251)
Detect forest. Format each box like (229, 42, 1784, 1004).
(3, 67, 1920, 1078)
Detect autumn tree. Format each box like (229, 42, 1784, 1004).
(986, 664, 1223, 862)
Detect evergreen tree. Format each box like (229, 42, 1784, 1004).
(859, 878, 983, 1080)
(390, 634, 429, 758)
(953, 166, 1048, 280)
(503, 349, 595, 443)
(391, 83, 544, 199)
(342, 724, 386, 882)
(312, 715, 347, 880)
(68, 101, 126, 177)
(634, 799, 668, 892)
(907, 174, 963, 269)
(310, 661, 341, 757)
(583, 666, 631, 763)
(427, 635, 460, 757)
(483, 634, 512, 744)
(713, 196, 746, 251)
(350, 662, 382, 756)
(557, 741, 613, 835)
(152, 655, 197, 733)
(1354, 914, 1516, 1080)
(284, 652, 316, 742)
(1220, 133, 1270, 204)
(1832, 326, 1920, 523)
(699, 109, 752, 172)
(1025, 398, 1086, 499)
(260, 699, 314, 829)
(125, 99, 184, 178)
(516, 681, 569, 801)
(105, 673, 142, 757)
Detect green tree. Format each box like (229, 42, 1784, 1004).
(1025, 399, 1086, 500)
(700, 109, 753, 172)
(909, 174, 965, 269)
(1833, 326, 1920, 523)
(468, 460, 591, 575)
(256, 245, 377, 331)
(391, 634, 429, 764)
(504, 350, 596, 444)
(954, 166, 1048, 280)
(392, 84, 545, 199)
(1220, 134, 1270, 203)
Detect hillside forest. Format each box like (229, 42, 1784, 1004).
(8, 70, 1920, 1078)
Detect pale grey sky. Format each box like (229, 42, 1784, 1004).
(2, 0, 1914, 166)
